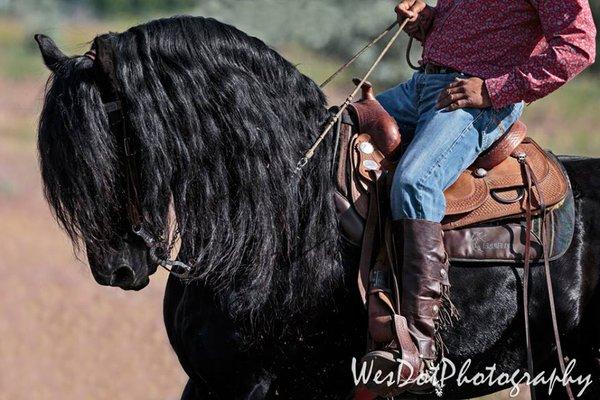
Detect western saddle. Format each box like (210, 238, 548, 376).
(336, 81, 569, 245)
(334, 81, 571, 397)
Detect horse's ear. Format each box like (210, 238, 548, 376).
(93, 35, 119, 96)
(34, 34, 67, 72)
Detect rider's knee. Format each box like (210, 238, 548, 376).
(391, 170, 423, 219)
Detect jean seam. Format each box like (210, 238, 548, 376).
(415, 75, 424, 112)
(481, 111, 499, 149)
(484, 103, 520, 149)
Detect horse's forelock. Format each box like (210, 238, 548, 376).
(38, 55, 122, 254)
(43, 15, 343, 339)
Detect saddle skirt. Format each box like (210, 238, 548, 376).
(335, 82, 573, 263)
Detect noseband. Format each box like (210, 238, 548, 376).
(85, 49, 191, 279)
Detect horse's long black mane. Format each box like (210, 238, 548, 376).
(39, 16, 343, 330)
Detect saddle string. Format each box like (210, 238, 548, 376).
(520, 156, 537, 400)
(520, 155, 575, 400)
(528, 163, 575, 400)
(542, 207, 576, 400)
(295, 19, 409, 173)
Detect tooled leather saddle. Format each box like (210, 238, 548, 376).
(335, 82, 573, 268)
(336, 82, 575, 400)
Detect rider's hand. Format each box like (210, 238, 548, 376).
(437, 77, 493, 111)
(395, 1, 432, 39)
(395, 0, 427, 22)
(396, 0, 433, 41)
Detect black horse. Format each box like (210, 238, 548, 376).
(35, 16, 599, 400)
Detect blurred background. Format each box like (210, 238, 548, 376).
(0, 0, 598, 399)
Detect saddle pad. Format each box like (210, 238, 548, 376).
(443, 163, 575, 264)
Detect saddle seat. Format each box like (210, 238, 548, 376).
(335, 81, 570, 250)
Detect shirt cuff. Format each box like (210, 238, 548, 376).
(410, 5, 436, 42)
(485, 74, 520, 109)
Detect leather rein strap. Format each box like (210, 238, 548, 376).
(519, 153, 575, 400)
(313, 20, 575, 396)
(295, 19, 409, 173)
(319, 21, 400, 89)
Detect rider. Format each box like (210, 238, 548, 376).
(367, 0, 596, 391)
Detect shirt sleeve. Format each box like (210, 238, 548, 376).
(485, 0, 596, 109)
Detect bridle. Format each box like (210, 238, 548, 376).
(84, 49, 191, 279)
(81, 20, 410, 280)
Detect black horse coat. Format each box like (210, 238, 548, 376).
(35, 15, 599, 400)
(165, 157, 600, 400)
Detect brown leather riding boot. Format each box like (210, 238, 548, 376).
(397, 219, 456, 365)
(360, 220, 456, 397)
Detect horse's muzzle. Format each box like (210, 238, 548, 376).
(109, 264, 149, 291)
(87, 238, 154, 291)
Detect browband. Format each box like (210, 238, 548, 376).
(83, 50, 96, 61)
(83, 48, 122, 114)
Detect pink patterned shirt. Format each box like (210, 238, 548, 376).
(420, 0, 597, 109)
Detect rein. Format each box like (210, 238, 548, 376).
(85, 19, 409, 278)
(113, 97, 192, 279)
(311, 21, 576, 398)
(520, 155, 576, 400)
(295, 18, 409, 173)
(318, 21, 400, 89)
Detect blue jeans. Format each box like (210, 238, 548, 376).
(377, 72, 524, 222)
